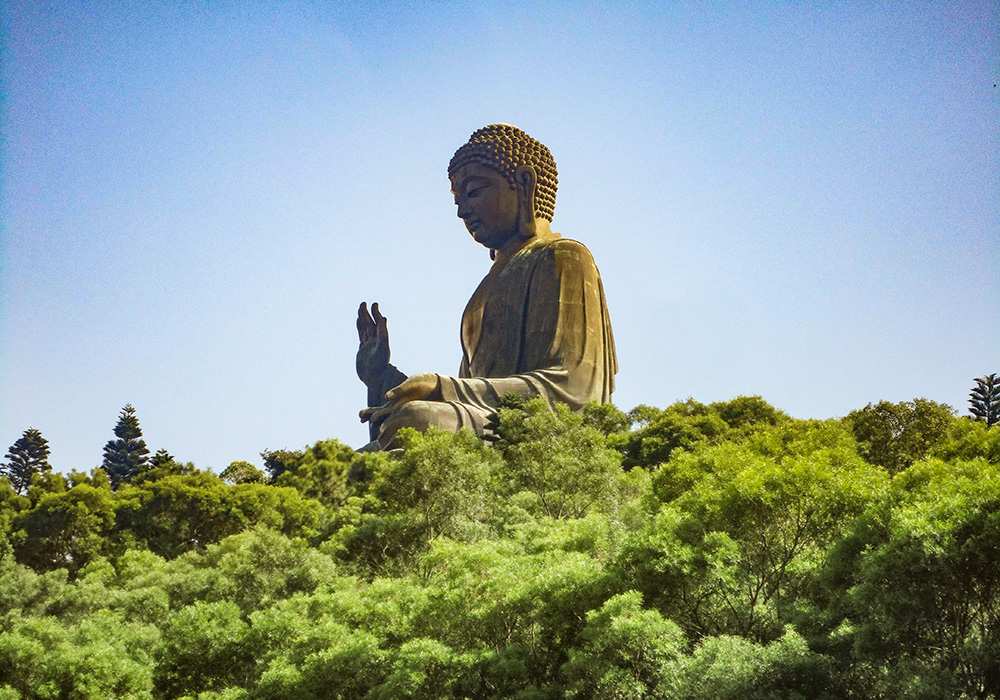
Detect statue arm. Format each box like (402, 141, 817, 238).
(437, 370, 573, 407)
(357, 302, 408, 439)
(367, 365, 407, 406)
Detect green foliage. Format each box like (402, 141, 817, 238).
(818, 457, 1000, 698)
(562, 591, 685, 699)
(170, 527, 340, 614)
(154, 600, 251, 696)
(221, 460, 266, 485)
(102, 404, 150, 488)
(149, 449, 174, 467)
(11, 483, 117, 574)
(710, 395, 789, 431)
(0, 394, 995, 698)
(930, 416, 1000, 464)
(616, 399, 730, 470)
(660, 629, 839, 700)
(0, 609, 157, 699)
(624, 426, 884, 642)
(492, 398, 627, 519)
(612, 396, 786, 472)
(0, 480, 29, 557)
(844, 398, 955, 473)
(137, 450, 196, 483)
(412, 532, 615, 695)
(252, 624, 387, 700)
(2, 428, 51, 495)
(970, 372, 1000, 427)
(115, 471, 321, 559)
(335, 428, 499, 575)
(580, 400, 632, 436)
(271, 439, 358, 505)
(259, 448, 302, 482)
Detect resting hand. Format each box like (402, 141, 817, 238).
(356, 302, 390, 389)
(359, 372, 440, 426)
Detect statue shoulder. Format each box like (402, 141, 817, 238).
(512, 237, 602, 279)
(528, 236, 595, 257)
(545, 237, 601, 270)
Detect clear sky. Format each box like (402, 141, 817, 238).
(2, 1, 998, 473)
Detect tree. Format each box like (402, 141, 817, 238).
(491, 398, 626, 520)
(615, 399, 730, 470)
(336, 428, 499, 576)
(220, 460, 266, 485)
(113, 470, 321, 559)
(818, 457, 1000, 698)
(626, 429, 883, 643)
(970, 373, 1000, 428)
(1, 428, 51, 494)
(710, 395, 788, 430)
(101, 405, 149, 488)
(12, 483, 116, 573)
(561, 591, 684, 699)
(153, 600, 251, 696)
(261, 448, 303, 482)
(271, 439, 359, 504)
(845, 398, 955, 474)
(149, 449, 174, 468)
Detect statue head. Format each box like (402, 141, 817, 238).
(448, 124, 558, 222)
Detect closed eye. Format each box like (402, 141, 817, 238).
(467, 185, 486, 198)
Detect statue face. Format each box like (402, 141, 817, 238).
(450, 163, 520, 251)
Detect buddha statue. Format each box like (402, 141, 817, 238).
(356, 124, 617, 450)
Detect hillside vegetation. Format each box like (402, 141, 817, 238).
(1, 395, 998, 699)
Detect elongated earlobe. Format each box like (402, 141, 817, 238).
(514, 165, 538, 227)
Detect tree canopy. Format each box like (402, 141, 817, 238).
(0, 393, 997, 699)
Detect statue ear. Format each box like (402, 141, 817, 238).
(514, 165, 537, 225)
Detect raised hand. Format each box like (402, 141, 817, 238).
(356, 302, 390, 389)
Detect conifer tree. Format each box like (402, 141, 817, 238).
(1, 427, 51, 494)
(101, 404, 149, 488)
(969, 373, 1000, 427)
(149, 449, 174, 468)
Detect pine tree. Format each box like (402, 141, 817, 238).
(969, 373, 1000, 428)
(101, 404, 150, 488)
(1, 428, 51, 494)
(149, 449, 174, 468)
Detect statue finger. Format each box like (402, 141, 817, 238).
(372, 303, 388, 339)
(360, 400, 396, 425)
(357, 302, 375, 341)
(359, 404, 383, 423)
(376, 312, 389, 342)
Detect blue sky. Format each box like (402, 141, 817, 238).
(2, 0, 998, 472)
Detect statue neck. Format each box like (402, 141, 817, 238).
(493, 218, 557, 263)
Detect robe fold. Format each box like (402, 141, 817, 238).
(428, 234, 617, 435)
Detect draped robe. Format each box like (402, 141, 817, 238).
(420, 233, 617, 435)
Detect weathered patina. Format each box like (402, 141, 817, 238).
(357, 124, 616, 449)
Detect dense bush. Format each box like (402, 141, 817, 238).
(1, 395, 997, 699)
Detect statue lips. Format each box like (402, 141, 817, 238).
(465, 218, 485, 239)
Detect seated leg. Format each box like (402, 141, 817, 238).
(375, 400, 494, 450)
